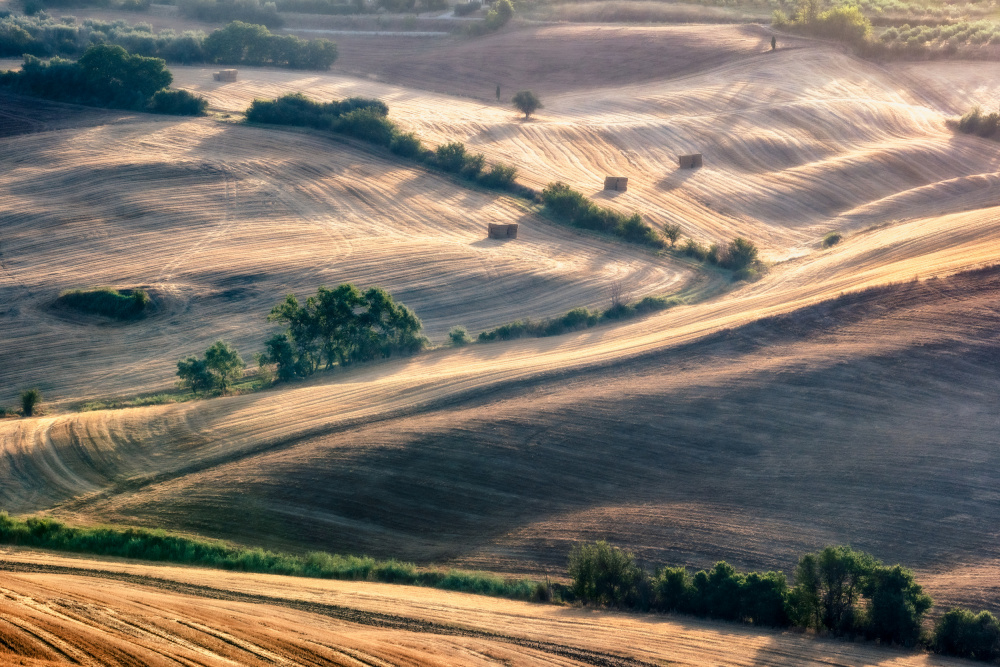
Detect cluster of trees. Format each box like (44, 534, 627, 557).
(245, 93, 525, 194)
(569, 541, 1000, 659)
(681, 236, 761, 277)
(0, 44, 206, 113)
(540, 182, 663, 249)
(773, 1, 872, 47)
(0, 15, 337, 69)
(957, 106, 1000, 139)
(177, 285, 425, 393)
(177, 341, 246, 394)
(879, 20, 1000, 54)
(261, 284, 426, 380)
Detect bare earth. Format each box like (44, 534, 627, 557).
(2, 21, 1000, 665)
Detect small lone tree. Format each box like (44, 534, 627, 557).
(449, 326, 471, 347)
(771, 35, 777, 50)
(20, 389, 41, 417)
(512, 90, 542, 119)
(496, 83, 501, 102)
(662, 223, 682, 247)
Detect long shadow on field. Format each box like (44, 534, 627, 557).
(70, 272, 1000, 577)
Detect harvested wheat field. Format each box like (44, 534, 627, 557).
(0, 549, 973, 666)
(2, 17, 1000, 665)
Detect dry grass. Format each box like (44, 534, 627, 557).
(0, 549, 973, 666)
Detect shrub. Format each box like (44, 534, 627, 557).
(449, 326, 471, 346)
(569, 540, 644, 607)
(20, 389, 41, 417)
(460, 151, 486, 178)
(478, 162, 518, 189)
(662, 223, 682, 247)
(56, 287, 150, 319)
(934, 608, 1000, 661)
(434, 141, 469, 173)
(511, 89, 541, 119)
(484, 0, 513, 29)
(202, 21, 337, 69)
(822, 231, 842, 248)
(718, 237, 759, 272)
(148, 88, 207, 115)
(389, 131, 423, 158)
(335, 108, 397, 146)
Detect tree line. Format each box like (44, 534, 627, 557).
(177, 284, 426, 393)
(0, 14, 337, 69)
(0, 43, 206, 113)
(568, 540, 1000, 661)
(245, 92, 527, 194)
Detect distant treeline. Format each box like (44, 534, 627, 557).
(0, 43, 206, 113)
(0, 15, 337, 69)
(245, 93, 528, 195)
(569, 540, 1000, 662)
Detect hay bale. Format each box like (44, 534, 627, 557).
(604, 176, 628, 191)
(212, 72, 221, 81)
(214, 69, 238, 82)
(488, 223, 518, 239)
(678, 154, 703, 169)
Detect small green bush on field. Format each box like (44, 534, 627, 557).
(0, 512, 544, 601)
(149, 89, 207, 115)
(177, 340, 246, 395)
(449, 326, 471, 346)
(57, 287, 150, 319)
(822, 231, 842, 248)
(957, 106, 1000, 139)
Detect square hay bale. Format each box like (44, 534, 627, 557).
(214, 69, 238, 82)
(678, 154, 703, 169)
(488, 223, 518, 239)
(212, 72, 221, 81)
(604, 176, 628, 191)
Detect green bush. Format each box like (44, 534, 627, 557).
(484, 0, 513, 29)
(202, 21, 337, 68)
(934, 608, 1000, 661)
(389, 131, 424, 158)
(822, 231, 842, 248)
(20, 389, 42, 417)
(335, 108, 397, 146)
(148, 88, 207, 115)
(434, 141, 470, 173)
(478, 162, 518, 189)
(569, 540, 644, 607)
(449, 326, 471, 346)
(958, 106, 1000, 139)
(56, 287, 150, 319)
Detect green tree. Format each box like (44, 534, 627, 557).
(771, 35, 777, 50)
(934, 608, 1000, 660)
(176, 356, 214, 394)
(449, 326, 471, 346)
(484, 0, 513, 29)
(662, 223, 682, 247)
(568, 540, 644, 606)
(790, 545, 877, 635)
(512, 89, 542, 119)
(19, 389, 41, 417)
(77, 43, 171, 108)
(203, 340, 246, 392)
(863, 563, 932, 646)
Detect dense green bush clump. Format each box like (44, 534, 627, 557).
(680, 236, 763, 279)
(822, 231, 842, 247)
(177, 340, 246, 395)
(0, 512, 544, 600)
(259, 284, 426, 381)
(0, 15, 336, 69)
(957, 106, 1000, 139)
(245, 93, 525, 194)
(773, 1, 872, 46)
(57, 287, 151, 319)
(934, 608, 1000, 661)
(541, 182, 663, 249)
(148, 88, 208, 114)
